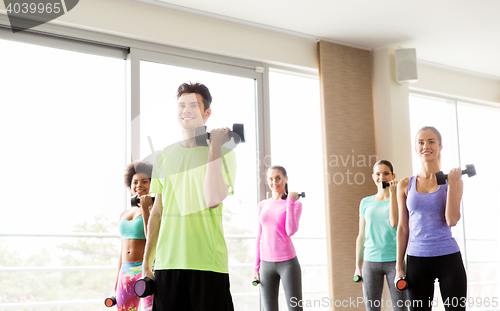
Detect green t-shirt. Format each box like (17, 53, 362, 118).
(359, 195, 397, 262)
(150, 142, 237, 273)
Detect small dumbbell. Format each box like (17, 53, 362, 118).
(104, 296, 116, 307)
(435, 164, 476, 185)
(396, 277, 408, 291)
(382, 181, 389, 189)
(134, 276, 156, 298)
(281, 192, 306, 200)
(252, 279, 260, 286)
(131, 194, 156, 207)
(353, 275, 362, 282)
(195, 124, 246, 146)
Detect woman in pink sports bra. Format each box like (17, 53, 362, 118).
(253, 165, 303, 311)
(112, 161, 155, 311)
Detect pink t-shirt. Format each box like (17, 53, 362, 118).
(254, 197, 302, 274)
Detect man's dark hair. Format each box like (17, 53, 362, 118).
(176, 82, 212, 111)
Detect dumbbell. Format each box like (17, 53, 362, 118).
(104, 296, 116, 307)
(131, 194, 156, 207)
(382, 181, 389, 189)
(396, 277, 408, 291)
(195, 124, 246, 146)
(252, 279, 260, 286)
(435, 164, 476, 185)
(134, 276, 156, 298)
(353, 275, 362, 282)
(281, 192, 306, 200)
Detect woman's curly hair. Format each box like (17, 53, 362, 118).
(124, 161, 154, 189)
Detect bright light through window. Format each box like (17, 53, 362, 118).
(409, 93, 500, 311)
(269, 70, 328, 309)
(0, 37, 126, 307)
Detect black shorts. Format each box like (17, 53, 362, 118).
(152, 269, 234, 311)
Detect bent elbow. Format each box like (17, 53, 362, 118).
(390, 220, 398, 228)
(206, 198, 221, 209)
(286, 227, 298, 237)
(446, 216, 461, 227)
(204, 193, 220, 209)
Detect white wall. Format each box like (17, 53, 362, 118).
(372, 47, 500, 179)
(2, 0, 499, 176)
(0, 0, 318, 70)
(372, 47, 414, 178)
(413, 62, 500, 104)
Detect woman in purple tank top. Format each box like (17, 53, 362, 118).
(395, 126, 467, 311)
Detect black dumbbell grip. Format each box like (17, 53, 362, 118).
(353, 275, 362, 282)
(281, 192, 306, 200)
(195, 124, 245, 146)
(252, 279, 260, 286)
(435, 164, 476, 185)
(134, 277, 156, 297)
(131, 195, 155, 207)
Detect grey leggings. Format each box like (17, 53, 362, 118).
(362, 260, 407, 311)
(260, 256, 302, 311)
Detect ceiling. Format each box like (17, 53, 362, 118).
(135, 0, 500, 79)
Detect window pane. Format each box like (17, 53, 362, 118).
(140, 60, 260, 309)
(269, 71, 328, 308)
(408, 94, 462, 311)
(0, 38, 126, 307)
(457, 103, 500, 306)
(409, 94, 500, 310)
(409, 95, 458, 174)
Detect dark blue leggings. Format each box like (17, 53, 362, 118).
(407, 252, 467, 311)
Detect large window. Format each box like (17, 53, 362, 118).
(409, 93, 500, 310)
(269, 70, 328, 309)
(138, 57, 261, 309)
(0, 37, 127, 309)
(0, 28, 326, 310)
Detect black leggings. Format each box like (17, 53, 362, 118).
(407, 252, 467, 311)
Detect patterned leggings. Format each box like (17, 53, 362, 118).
(116, 260, 154, 311)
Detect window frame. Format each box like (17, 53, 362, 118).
(0, 17, 327, 309)
(409, 88, 500, 307)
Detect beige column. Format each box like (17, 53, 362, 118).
(318, 40, 376, 310)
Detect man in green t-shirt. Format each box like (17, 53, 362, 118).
(142, 82, 237, 311)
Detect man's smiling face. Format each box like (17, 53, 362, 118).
(177, 93, 211, 130)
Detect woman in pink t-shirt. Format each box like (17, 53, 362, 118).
(253, 165, 303, 311)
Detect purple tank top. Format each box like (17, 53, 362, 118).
(406, 175, 460, 257)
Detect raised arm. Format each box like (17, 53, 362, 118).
(204, 128, 230, 208)
(389, 180, 399, 227)
(140, 194, 154, 237)
(395, 178, 410, 282)
(285, 193, 302, 236)
(142, 194, 162, 280)
(445, 168, 464, 227)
